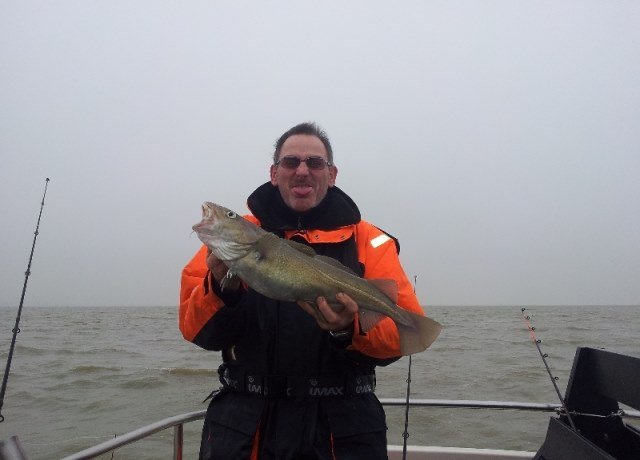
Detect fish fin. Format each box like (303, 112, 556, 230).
(282, 238, 317, 256)
(367, 279, 398, 303)
(315, 255, 360, 276)
(281, 238, 359, 277)
(396, 312, 443, 355)
(220, 269, 241, 292)
(358, 309, 388, 333)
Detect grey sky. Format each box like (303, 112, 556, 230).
(1, 1, 638, 308)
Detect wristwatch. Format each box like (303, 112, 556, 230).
(329, 323, 354, 341)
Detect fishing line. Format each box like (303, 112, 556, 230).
(401, 275, 418, 460)
(0, 178, 50, 423)
(520, 308, 577, 431)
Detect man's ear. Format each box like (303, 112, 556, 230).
(328, 165, 338, 187)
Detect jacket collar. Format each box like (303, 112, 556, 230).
(247, 182, 361, 232)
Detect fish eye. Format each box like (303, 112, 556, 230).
(226, 211, 237, 218)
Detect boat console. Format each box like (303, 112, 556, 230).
(534, 347, 640, 459)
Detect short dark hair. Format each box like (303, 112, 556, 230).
(273, 122, 333, 165)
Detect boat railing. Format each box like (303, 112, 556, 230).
(58, 398, 640, 460)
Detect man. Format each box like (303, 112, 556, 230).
(180, 122, 427, 459)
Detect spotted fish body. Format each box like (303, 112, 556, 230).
(192, 202, 443, 355)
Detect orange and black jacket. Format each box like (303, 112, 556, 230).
(180, 183, 424, 358)
(179, 183, 426, 458)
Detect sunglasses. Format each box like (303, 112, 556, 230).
(275, 156, 332, 170)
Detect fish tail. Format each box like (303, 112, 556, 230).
(397, 312, 443, 355)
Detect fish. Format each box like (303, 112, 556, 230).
(192, 202, 443, 355)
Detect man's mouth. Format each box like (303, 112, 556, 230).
(292, 184, 313, 197)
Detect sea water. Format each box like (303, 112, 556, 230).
(0, 305, 638, 459)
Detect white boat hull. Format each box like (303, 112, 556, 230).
(388, 445, 534, 459)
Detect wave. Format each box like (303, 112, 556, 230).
(71, 364, 124, 374)
(117, 375, 167, 389)
(161, 367, 215, 377)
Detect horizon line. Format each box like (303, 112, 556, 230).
(1, 304, 638, 309)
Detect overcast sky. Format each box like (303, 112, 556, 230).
(1, 1, 638, 308)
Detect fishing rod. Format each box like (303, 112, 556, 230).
(520, 308, 577, 431)
(0, 178, 50, 423)
(401, 275, 418, 460)
(401, 354, 412, 460)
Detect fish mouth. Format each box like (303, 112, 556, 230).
(191, 220, 208, 232)
(201, 202, 216, 220)
(192, 202, 216, 232)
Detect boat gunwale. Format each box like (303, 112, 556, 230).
(58, 398, 640, 460)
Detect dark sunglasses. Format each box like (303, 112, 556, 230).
(275, 156, 332, 170)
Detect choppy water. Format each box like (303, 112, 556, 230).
(0, 305, 638, 459)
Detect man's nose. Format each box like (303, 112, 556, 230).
(294, 160, 311, 174)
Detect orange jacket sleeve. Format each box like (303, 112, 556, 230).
(350, 221, 424, 359)
(179, 245, 226, 343)
(179, 215, 260, 346)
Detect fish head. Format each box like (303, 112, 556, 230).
(192, 202, 264, 261)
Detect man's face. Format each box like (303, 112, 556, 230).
(270, 134, 338, 212)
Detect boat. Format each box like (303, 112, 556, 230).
(1, 346, 638, 459)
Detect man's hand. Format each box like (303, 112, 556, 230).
(297, 293, 358, 332)
(206, 250, 240, 291)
